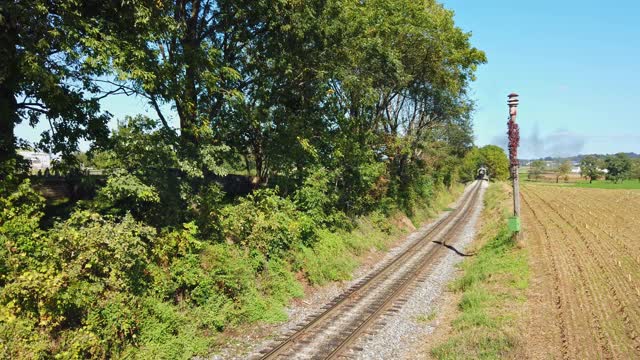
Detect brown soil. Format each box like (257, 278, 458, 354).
(520, 184, 640, 359)
(526, 172, 583, 183)
(390, 213, 417, 232)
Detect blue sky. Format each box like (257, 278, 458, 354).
(442, 0, 640, 158)
(16, 0, 640, 159)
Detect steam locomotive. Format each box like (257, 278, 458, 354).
(477, 166, 489, 181)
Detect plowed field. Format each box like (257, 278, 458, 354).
(521, 184, 640, 359)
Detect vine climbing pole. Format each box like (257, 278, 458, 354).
(507, 93, 521, 236)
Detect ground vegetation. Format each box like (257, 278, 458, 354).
(430, 183, 527, 359)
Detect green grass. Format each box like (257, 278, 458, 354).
(415, 310, 437, 323)
(297, 184, 464, 286)
(410, 183, 464, 227)
(571, 179, 640, 189)
(524, 178, 640, 189)
(430, 183, 528, 359)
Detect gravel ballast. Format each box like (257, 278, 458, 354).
(350, 181, 488, 359)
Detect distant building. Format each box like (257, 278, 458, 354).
(576, 166, 608, 174)
(18, 151, 52, 170)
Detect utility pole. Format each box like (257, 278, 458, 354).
(507, 93, 521, 235)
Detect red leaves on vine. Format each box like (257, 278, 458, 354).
(507, 118, 520, 167)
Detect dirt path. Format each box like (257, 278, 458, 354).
(521, 184, 640, 359)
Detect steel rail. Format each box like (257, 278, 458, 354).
(325, 182, 483, 359)
(259, 181, 483, 359)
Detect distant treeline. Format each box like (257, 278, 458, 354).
(524, 152, 639, 163)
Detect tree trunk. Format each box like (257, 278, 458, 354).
(243, 154, 251, 176)
(176, 0, 201, 147)
(255, 153, 263, 183)
(0, 85, 17, 163)
(0, 8, 19, 163)
(253, 142, 266, 184)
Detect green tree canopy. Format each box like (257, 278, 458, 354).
(0, 0, 124, 166)
(0, 1, 487, 357)
(580, 155, 604, 183)
(459, 147, 482, 182)
(630, 158, 640, 182)
(459, 145, 509, 182)
(479, 145, 509, 181)
(604, 153, 632, 183)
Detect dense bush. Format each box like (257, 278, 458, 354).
(220, 188, 317, 258)
(0, 165, 461, 358)
(0, 180, 311, 358)
(1, 125, 471, 358)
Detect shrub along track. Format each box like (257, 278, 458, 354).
(253, 181, 484, 360)
(521, 184, 640, 359)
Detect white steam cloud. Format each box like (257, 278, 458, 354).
(491, 124, 586, 159)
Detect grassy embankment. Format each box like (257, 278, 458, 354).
(296, 183, 464, 287)
(430, 183, 528, 359)
(136, 183, 466, 356)
(209, 183, 465, 356)
(0, 179, 463, 360)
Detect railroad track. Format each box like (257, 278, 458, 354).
(254, 181, 484, 360)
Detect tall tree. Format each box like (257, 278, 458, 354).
(323, 0, 485, 205)
(219, 0, 340, 183)
(557, 160, 572, 183)
(99, 0, 291, 148)
(479, 145, 509, 181)
(604, 153, 632, 183)
(631, 158, 640, 182)
(0, 0, 114, 165)
(580, 155, 603, 183)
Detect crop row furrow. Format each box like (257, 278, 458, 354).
(567, 189, 640, 238)
(530, 186, 640, 303)
(525, 186, 640, 355)
(522, 191, 616, 358)
(542, 187, 640, 272)
(522, 194, 573, 359)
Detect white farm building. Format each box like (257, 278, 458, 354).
(17, 151, 52, 170)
